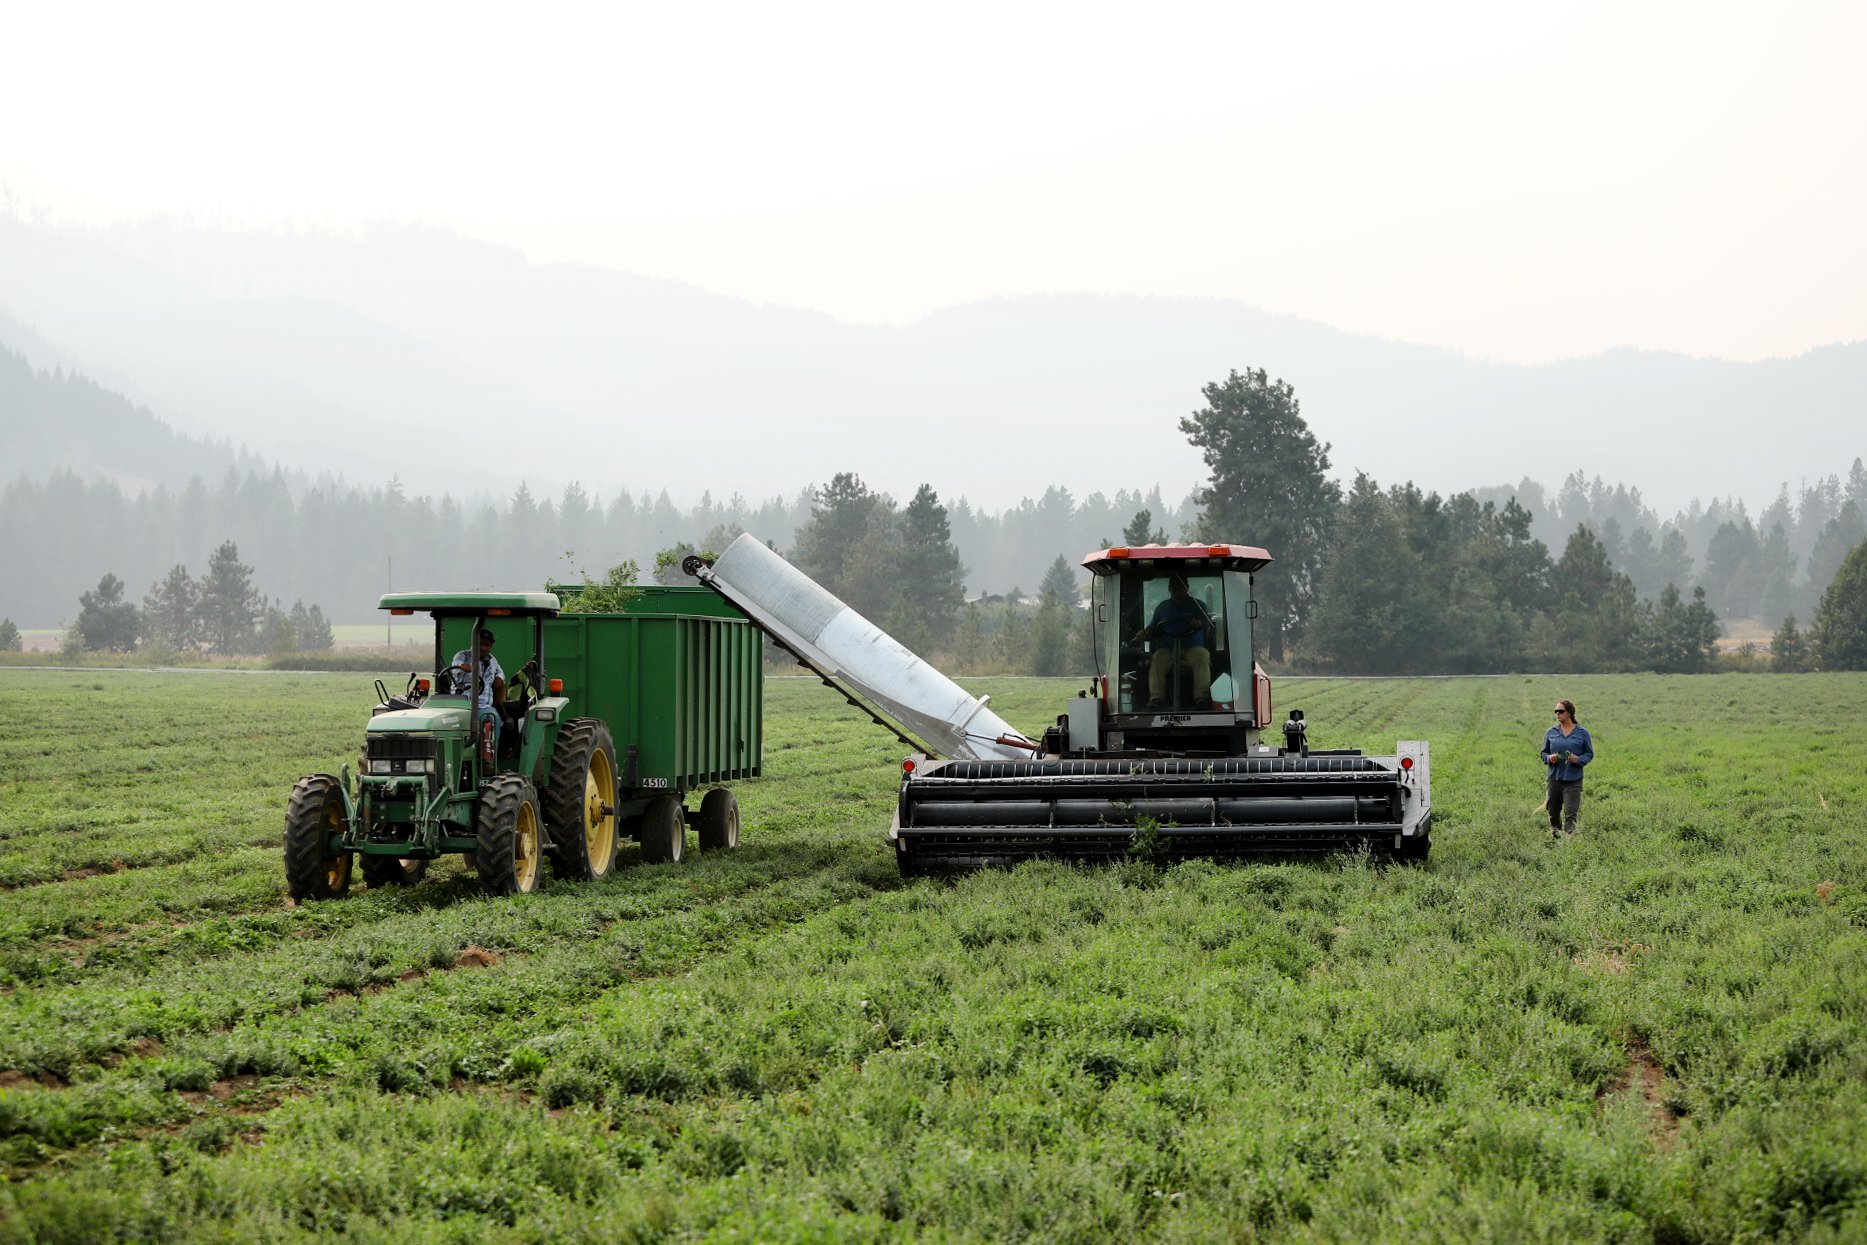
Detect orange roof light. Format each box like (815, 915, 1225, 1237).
(1209, 545, 1229, 556)
(548, 678, 563, 694)
(1107, 547, 1131, 558)
(389, 608, 414, 616)
(487, 608, 512, 616)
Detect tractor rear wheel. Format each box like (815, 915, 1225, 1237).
(638, 794, 687, 864)
(696, 787, 739, 852)
(546, 719, 619, 882)
(285, 774, 352, 902)
(476, 775, 544, 896)
(361, 854, 429, 888)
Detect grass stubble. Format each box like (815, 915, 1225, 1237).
(0, 669, 1862, 1242)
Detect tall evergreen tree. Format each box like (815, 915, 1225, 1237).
(1306, 474, 1427, 673)
(1026, 554, 1084, 677)
(792, 472, 890, 603)
(1179, 368, 1340, 662)
(1121, 509, 1166, 546)
(1648, 584, 1720, 673)
(0, 618, 19, 652)
(141, 564, 201, 651)
(290, 600, 334, 651)
(888, 485, 966, 657)
(1770, 613, 1808, 672)
(199, 541, 262, 654)
(1812, 539, 1867, 669)
(1548, 525, 1643, 670)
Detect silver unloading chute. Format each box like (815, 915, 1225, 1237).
(686, 534, 1035, 762)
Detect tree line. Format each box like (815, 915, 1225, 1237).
(20, 542, 336, 658)
(1185, 369, 1867, 674)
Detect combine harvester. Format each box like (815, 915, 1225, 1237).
(687, 536, 1431, 875)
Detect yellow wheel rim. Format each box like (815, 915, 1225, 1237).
(583, 749, 616, 872)
(321, 798, 351, 891)
(514, 800, 540, 892)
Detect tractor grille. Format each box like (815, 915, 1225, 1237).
(366, 734, 437, 777)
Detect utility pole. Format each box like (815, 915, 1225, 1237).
(386, 556, 392, 646)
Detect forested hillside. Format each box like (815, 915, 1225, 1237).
(4, 347, 1863, 677)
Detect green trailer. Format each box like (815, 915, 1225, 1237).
(284, 586, 763, 901)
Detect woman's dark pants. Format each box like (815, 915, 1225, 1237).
(1547, 776, 1583, 834)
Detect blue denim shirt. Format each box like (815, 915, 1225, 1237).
(448, 649, 505, 716)
(1542, 724, 1593, 782)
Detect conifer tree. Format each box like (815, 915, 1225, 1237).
(77, 573, 140, 652)
(1812, 540, 1867, 669)
(888, 485, 966, 657)
(199, 541, 261, 654)
(142, 565, 201, 651)
(1180, 368, 1340, 661)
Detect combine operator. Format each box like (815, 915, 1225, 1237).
(1133, 573, 1215, 710)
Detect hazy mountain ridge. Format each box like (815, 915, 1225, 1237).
(1, 215, 1861, 519)
(0, 339, 249, 492)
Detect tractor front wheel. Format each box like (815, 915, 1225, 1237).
(638, 794, 687, 864)
(285, 774, 352, 901)
(696, 787, 739, 852)
(546, 719, 619, 882)
(476, 775, 544, 896)
(362, 854, 429, 888)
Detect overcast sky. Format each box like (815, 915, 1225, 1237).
(4, 1, 1864, 365)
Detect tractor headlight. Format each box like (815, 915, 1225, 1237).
(369, 760, 393, 775)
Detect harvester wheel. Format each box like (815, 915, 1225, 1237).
(361, 854, 429, 888)
(476, 774, 544, 896)
(284, 774, 353, 902)
(546, 719, 620, 882)
(639, 794, 686, 864)
(696, 787, 739, 852)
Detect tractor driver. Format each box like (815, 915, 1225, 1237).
(448, 627, 507, 747)
(1132, 574, 1214, 710)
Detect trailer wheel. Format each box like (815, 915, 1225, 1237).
(546, 719, 620, 882)
(361, 854, 429, 888)
(639, 794, 686, 864)
(696, 787, 739, 852)
(476, 775, 544, 895)
(285, 774, 352, 901)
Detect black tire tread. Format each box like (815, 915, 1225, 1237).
(285, 774, 350, 902)
(639, 794, 686, 864)
(697, 786, 739, 852)
(476, 774, 541, 896)
(545, 718, 617, 881)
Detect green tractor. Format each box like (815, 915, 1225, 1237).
(284, 588, 762, 900)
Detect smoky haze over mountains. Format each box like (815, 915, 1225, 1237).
(1, 214, 1861, 515)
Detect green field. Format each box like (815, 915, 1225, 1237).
(1, 669, 1862, 1242)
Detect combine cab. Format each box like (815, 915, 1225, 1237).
(689, 536, 1432, 877)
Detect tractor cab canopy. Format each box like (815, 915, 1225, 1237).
(377, 592, 563, 715)
(1080, 544, 1273, 717)
(377, 592, 562, 617)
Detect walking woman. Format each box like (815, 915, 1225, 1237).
(1543, 699, 1594, 836)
